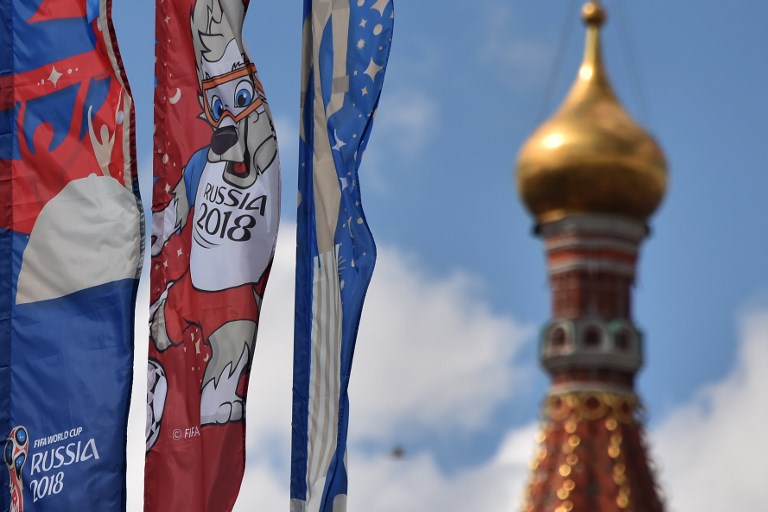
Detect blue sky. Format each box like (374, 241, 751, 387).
(115, 0, 768, 509)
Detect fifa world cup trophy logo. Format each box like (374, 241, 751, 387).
(4, 427, 29, 512)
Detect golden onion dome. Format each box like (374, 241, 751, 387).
(516, 2, 667, 225)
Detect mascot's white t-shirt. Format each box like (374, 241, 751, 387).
(190, 159, 279, 291)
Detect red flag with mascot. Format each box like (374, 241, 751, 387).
(145, 0, 280, 509)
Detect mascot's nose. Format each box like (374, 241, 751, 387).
(211, 126, 238, 156)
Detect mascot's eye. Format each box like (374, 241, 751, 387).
(234, 80, 254, 108)
(211, 96, 224, 122)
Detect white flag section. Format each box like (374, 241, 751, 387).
(305, 249, 344, 508)
(291, 1, 394, 511)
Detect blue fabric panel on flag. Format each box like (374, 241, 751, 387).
(22, 84, 81, 155)
(0, 0, 11, 76)
(0, 106, 18, 160)
(79, 77, 111, 139)
(0, 225, 138, 511)
(290, 66, 316, 501)
(10, 279, 136, 510)
(0, 229, 11, 447)
(86, 0, 100, 24)
(8, 10, 95, 75)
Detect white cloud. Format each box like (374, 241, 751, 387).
(345, 423, 537, 512)
(653, 308, 768, 510)
(235, 462, 288, 511)
(375, 90, 439, 158)
(233, 419, 539, 512)
(126, 280, 148, 512)
(352, 249, 533, 436)
(233, 420, 539, 512)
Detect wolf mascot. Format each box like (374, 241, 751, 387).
(148, 0, 279, 433)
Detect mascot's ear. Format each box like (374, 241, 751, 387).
(198, 93, 206, 117)
(197, 94, 208, 121)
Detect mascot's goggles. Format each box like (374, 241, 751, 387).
(202, 63, 264, 127)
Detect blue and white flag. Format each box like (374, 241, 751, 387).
(291, 1, 394, 510)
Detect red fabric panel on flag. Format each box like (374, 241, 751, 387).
(145, 0, 280, 510)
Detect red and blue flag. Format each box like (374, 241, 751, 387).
(0, 0, 143, 510)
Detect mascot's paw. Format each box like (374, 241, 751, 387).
(200, 398, 244, 425)
(200, 323, 254, 425)
(200, 370, 245, 425)
(149, 300, 175, 352)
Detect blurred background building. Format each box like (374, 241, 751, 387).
(516, 2, 667, 510)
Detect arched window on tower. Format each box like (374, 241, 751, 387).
(615, 329, 631, 352)
(551, 326, 567, 350)
(583, 325, 602, 349)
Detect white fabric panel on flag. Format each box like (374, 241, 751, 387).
(307, 248, 343, 510)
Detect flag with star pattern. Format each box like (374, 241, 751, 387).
(291, 1, 394, 510)
(0, 0, 143, 510)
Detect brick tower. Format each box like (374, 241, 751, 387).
(515, 2, 667, 511)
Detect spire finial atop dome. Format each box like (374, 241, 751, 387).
(515, 1, 667, 225)
(582, 1, 605, 27)
(577, 1, 610, 97)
